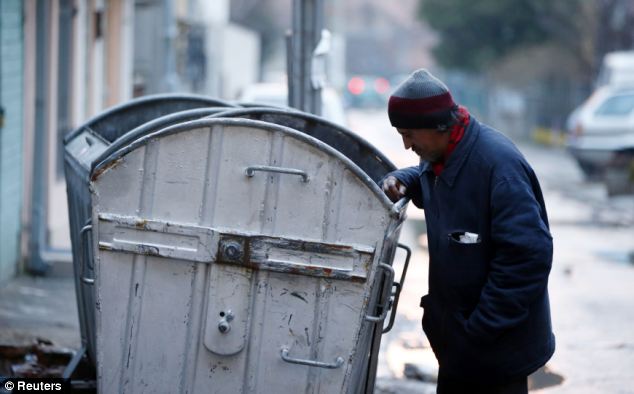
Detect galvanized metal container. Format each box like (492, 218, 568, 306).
(89, 118, 407, 393)
(64, 95, 236, 367)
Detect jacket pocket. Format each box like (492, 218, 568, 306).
(420, 294, 446, 360)
(445, 231, 487, 286)
(445, 311, 492, 374)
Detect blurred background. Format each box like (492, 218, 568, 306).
(0, 0, 633, 392)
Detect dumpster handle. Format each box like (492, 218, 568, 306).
(391, 196, 410, 217)
(280, 347, 344, 369)
(365, 263, 395, 323)
(80, 221, 95, 285)
(382, 243, 412, 333)
(245, 165, 309, 182)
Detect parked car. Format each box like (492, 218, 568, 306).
(566, 85, 634, 179)
(596, 50, 634, 88)
(236, 82, 347, 127)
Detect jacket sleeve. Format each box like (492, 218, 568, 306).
(465, 175, 553, 343)
(381, 166, 423, 208)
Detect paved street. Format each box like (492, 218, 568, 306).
(348, 109, 634, 393)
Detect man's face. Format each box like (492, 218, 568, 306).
(396, 128, 450, 162)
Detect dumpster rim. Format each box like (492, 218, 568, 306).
(64, 94, 238, 144)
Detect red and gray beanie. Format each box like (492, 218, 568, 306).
(388, 69, 457, 130)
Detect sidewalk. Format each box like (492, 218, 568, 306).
(0, 275, 80, 350)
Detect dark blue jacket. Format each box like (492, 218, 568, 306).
(390, 118, 555, 383)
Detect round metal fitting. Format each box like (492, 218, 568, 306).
(222, 241, 243, 261)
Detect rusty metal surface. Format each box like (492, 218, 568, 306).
(90, 119, 405, 393)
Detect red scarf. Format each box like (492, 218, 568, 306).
(432, 106, 470, 176)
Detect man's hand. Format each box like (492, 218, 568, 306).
(382, 176, 407, 202)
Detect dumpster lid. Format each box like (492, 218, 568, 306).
(207, 107, 397, 184)
(91, 107, 229, 172)
(91, 117, 396, 212)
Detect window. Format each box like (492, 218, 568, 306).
(594, 93, 634, 116)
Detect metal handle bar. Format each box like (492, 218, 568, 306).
(365, 263, 395, 322)
(391, 196, 410, 218)
(80, 220, 94, 285)
(383, 243, 412, 333)
(280, 347, 344, 369)
(245, 165, 309, 182)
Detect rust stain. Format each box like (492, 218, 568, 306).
(91, 158, 123, 181)
(134, 219, 149, 230)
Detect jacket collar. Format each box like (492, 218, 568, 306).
(419, 117, 480, 187)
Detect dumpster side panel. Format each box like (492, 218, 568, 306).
(93, 145, 146, 215)
(337, 168, 391, 245)
(207, 126, 273, 233)
(97, 128, 208, 393)
(93, 122, 394, 393)
(150, 131, 209, 221)
(125, 257, 199, 393)
(96, 251, 137, 393)
(94, 147, 145, 393)
(267, 136, 332, 240)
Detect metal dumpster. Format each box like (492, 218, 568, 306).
(64, 94, 236, 368)
(89, 118, 408, 393)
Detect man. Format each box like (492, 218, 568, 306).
(382, 69, 555, 394)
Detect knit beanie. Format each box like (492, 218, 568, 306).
(388, 69, 457, 130)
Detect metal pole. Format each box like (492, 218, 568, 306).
(29, 0, 53, 274)
(163, 0, 179, 92)
(288, 0, 323, 116)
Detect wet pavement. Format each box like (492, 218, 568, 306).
(0, 109, 632, 392)
(0, 276, 79, 350)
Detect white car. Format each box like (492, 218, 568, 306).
(596, 51, 634, 87)
(236, 83, 347, 127)
(566, 85, 634, 178)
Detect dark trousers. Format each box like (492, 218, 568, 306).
(436, 376, 528, 394)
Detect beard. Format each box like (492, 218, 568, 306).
(414, 147, 444, 163)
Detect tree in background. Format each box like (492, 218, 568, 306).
(418, 0, 634, 132)
(419, 0, 634, 81)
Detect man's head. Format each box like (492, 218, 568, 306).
(388, 69, 458, 161)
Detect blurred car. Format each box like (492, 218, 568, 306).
(236, 82, 347, 127)
(344, 75, 391, 109)
(566, 85, 634, 178)
(595, 50, 634, 88)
